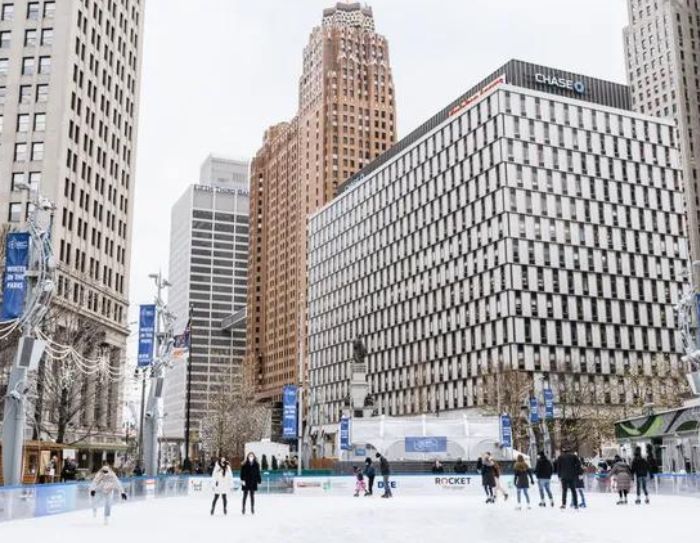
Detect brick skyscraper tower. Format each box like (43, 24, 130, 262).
(247, 3, 396, 414)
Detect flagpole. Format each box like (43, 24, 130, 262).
(183, 304, 194, 470)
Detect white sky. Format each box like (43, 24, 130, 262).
(128, 0, 629, 352)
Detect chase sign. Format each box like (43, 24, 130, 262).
(535, 73, 585, 95)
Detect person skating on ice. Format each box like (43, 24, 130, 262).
(89, 462, 127, 525)
(534, 451, 555, 507)
(363, 457, 376, 496)
(610, 455, 633, 505)
(240, 452, 262, 514)
(211, 457, 233, 515)
(352, 466, 367, 497)
(476, 452, 497, 503)
(375, 452, 393, 498)
(555, 445, 581, 510)
(513, 454, 535, 510)
(630, 447, 651, 504)
(493, 459, 509, 501)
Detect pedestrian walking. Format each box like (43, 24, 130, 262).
(363, 457, 376, 496)
(476, 452, 497, 503)
(493, 460, 509, 501)
(555, 446, 582, 510)
(534, 451, 554, 507)
(513, 455, 535, 510)
(89, 462, 127, 525)
(353, 466, 367, 497)
(376, 452, 393, 498)
(610, 455, 633, 505)
(631, 447, 651, 504)
(211, 457, 233, 515)
(240, 452, 262, 515)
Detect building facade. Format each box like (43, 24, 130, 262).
(308, 60, 688, 435)
(162, 157, 249, 450)
(624, 0, 700, 267)
(0, 1, 144, 450)
(246, 3, 396, 406)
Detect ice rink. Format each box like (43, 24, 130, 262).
(1, 492, 695, 542)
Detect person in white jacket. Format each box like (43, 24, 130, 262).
(90, 463, 127, 525)
(211, 457, 233, 515)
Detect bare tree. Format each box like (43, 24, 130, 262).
(495, 370, 533, 452)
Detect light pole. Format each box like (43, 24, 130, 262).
(183, 304, 193, 471)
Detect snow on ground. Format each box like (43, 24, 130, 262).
(1, 492, 695, 543)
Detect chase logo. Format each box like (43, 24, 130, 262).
(535, 73, 585, 94)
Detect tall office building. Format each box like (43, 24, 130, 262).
(307, 61, 687, 446)
(247, 3, 396, 408)
(0, 1, 144, 451)
(624, 0, 700, 267)
(162, 156, 249, 453)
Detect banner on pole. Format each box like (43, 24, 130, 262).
(500, 414, 512, 448)
(695, 293, 700, 348)
(340, 416, 351, 450)
(529, 397, 540, 424)
(1, 232, 31, 320)
(543, 388, 554, 420)
(137, 304, 156, 367)
(282, 385, 298, 440)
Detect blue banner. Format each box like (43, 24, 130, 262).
(695, 294, 700, 348)
(543, 388, 554, 420)
(137, 304, 156, 367)
(500, 414, 512, 448)
(404, 436, 447, 453)
(340, 417, 351, 450)
(34, 484, 77, 517)
(1, 232, 30, 319)
(282, 385, 297, 440)
(529, 397, 540, 424)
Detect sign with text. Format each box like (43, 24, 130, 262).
(543, 388, 554, 420)
(500, 414, 512, 448)
(529, 397, 540, 424)
(1, 232, 30, 319)
(137, 304, 156, 367)
(282, 385, 298, 440)
(404, 436, 447, 453)
(340, 417, 351, 450)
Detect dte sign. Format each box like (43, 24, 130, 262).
(377, 481, 397, 489)
(535, 73, 585, 94)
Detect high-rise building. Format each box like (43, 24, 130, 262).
(0, 1, 144, 451)
(624, 0, 700, 267)
(246, 3, 396, 408)
(162, 157, 249, 454)
(307, 60, 687, 452)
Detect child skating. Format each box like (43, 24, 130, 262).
(353, 466, 367, 497)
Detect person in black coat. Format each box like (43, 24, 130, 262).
(555, 447, 582, 509)
(534, 451, 554, 507)
(476, 452, 497, 503)
(363, 457, 376, 496)
(61, 458, 77, 482)
(376, 452, 392, 498)
(630, 447, 651, 504)
(453, 458, 468, 474)
(240, 452, 262, 514)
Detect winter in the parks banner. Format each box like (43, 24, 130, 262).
(543, 388, 554, 420)
(282, 384, 298, 439)
(339, 416, 351, 450)
(1, 232, 31, 320)
(500, 414, 512, 448)
(137, 304, 156, 367)
(529, 397, 540, 424)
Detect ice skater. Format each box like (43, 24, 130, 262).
(610, 455, 633, 505)
(89, 462, 127, 525)
(211, 457, 233, 515)
(631, 447, 650, 504)
(476, 452, 497, 503)
(493, 459, 509, 501)
(363, 457, 376, 496)
(535, 451, 554, 507)
(555, 446, 581, 510)
(353, 466, 367, 497)
(376, 452, 393, 498)
(513, 455, 534, 510)
(240, 452, 262, 514)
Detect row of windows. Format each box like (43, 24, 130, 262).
(0, 2, 55, 22)
(0, 27, 53, 48)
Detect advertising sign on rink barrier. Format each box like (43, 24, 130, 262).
(292, 475, 477, 497)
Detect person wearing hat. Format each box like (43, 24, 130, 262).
(89, 462, 127, 525)
(211, 456, 233, 515)
(375, 452, 392, 498)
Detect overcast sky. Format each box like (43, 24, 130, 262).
(128, 0, 629, 354)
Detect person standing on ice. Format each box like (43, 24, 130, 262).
(240, 452, 262, 515)
(363, 457, 376, 496)
(376, 452, 393, 498)
(492, 459, 509, 501)
(534, 451, 554, 507)
(610, 455, 633, 505)
(211, 457, 233, 515)
(352, 466, 367, 497)
(555, 446, 581, 510)
(574, 453, 587, 509)
(90, 462, 128, 525)
(513, 454, 535, 510)
(476, 452, 497, 503)
(630, 447, 651, 504)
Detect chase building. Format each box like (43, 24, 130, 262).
(306, 60, 688, 433)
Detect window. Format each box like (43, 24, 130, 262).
(31, 141, 43, 161)
(24, 29, 37, 46)
(8, 202, 22, 222)
(17, 113, 29, 132)
(33, 112, 45, 131)
(0, 31, 10, 48)
(21, 57, 34, 75)
(0, 86, 6, 105)
(19, 84, 31, 103)
(0, 114, 3, 133)
(11, 172, 25, 191)
(0, 58, 8, 75)
(43, 1, 54, 18)
(26, 2, 38, 19)
(36, 84, 47, 102)
(38, 56, 50, 74)
(1, 4, 13, 21)
(29, 171, 40, 191)
(40, 28, 52, 46)
(14, 142, 27, 161)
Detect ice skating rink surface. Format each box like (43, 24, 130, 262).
(1, 492, 694, 542)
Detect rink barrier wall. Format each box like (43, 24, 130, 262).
(1, 472, 699, 522)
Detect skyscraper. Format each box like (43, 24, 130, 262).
(0, 1, 144, 452)
(624, 0, 700, 267)
(246, 3, 396, 409)
(163, 156, 249, 456)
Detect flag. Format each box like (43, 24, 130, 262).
(172, 320, 191, 360)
